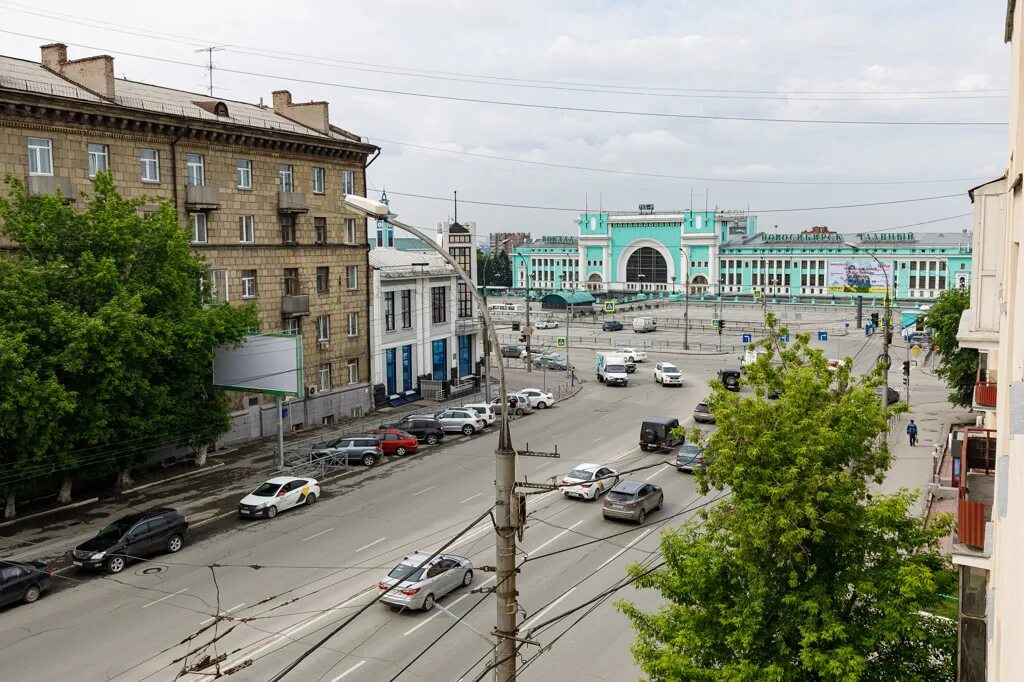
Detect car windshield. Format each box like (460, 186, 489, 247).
(679, 443, 700, 455)
(695, 404, 709, 411)
(606, 490, 635, 502)
(96, 518, 134, 541)
(662, 365, 678, 373)
(607, 364, 626, 373)
(565, 469, 594, 481)
(388, 564, 426, 583)
(251, 482, 282, 497)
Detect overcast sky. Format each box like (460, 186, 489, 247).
(1, 1, 1012, 238)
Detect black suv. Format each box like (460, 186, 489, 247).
(379, 417, 445, 445)
(639, 417, 684, 452)
(718, 369, 741, 392)
(0, 560, 53, 608)
(72, 508, 188, 574)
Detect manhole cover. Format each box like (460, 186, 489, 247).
(136, 565, 167, 576)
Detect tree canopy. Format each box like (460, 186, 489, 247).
(617, 317, 955, 681)
(0, 173, 258, 513)
(924, 287, 977, 407)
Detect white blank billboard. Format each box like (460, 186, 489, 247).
(213, 334, 304, 397)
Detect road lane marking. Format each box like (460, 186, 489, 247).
(534, 461, 553, 471)
(645, 466, 668, 481)
(597, 527, 656, 572)
(412, 486, 435, 497)
(527, 520, 584, 556)
(200, 602, 246, 626)
(521, 586, 578, 631)
(302, 528, 334, 542)
(591, 436, 605, 443)
(404, 576, 496, 636)
(608, 446, 641, 463)
(356, 537, 387, 552)
(329, 661, 366, 681)
(551, 432, 564, 440)
(141, 588, 189, 609)
(460, 493, 484, 504)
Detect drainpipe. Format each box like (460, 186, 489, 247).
(170, 126, 188, 217)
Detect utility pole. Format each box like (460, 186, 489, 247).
(525, 261, 532, 373)
(195, 46, 227, 96)
(563, 274, 572, 385)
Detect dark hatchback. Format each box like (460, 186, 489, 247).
(378, 417, 445, 445)
(602, 320, 623, 332)
(693, 402, 715, 424)
(675, 443, 706, 472)
(0, 560, 53, 608)
(72, 508, 188, 574)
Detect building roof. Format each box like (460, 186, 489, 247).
(449, 221, 470, 234)
(370, 248, 452, 278)
(720, 230, 973, 250)
(1006, 0, 1016, 43)
(538, 291, 596, 305)
(393, 237, 436, 251)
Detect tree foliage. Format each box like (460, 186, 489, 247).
(617, 316, 955, 681)
(924, 287, 977, 407)
(478, 249, 513, 288)
(0, 173, 258, 512)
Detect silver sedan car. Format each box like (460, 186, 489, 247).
(378, 552, 474, 611)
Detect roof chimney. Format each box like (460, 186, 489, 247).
(271, 89, 330, 133)
(40, 42, 116, 99)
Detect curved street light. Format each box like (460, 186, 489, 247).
(843, 240, 892, 420)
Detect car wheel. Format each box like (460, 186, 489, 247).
(396, 446, 407, 456)
(536, 401, 547, 409)
(462, 569, 474, 587)
(656, 495, 663, 511)
(166, 533, 184, 554)
(265, 505, 278, 519)
(422, 593, 436, 611)
(362, 454, 376, 467)
(636, 509, 647, 525)
(516, 408, 524, 416)
(23, 584, 41, 604)
(106, 556, 126, 574)
(305, 493, 317, 506)
(426, 434, 439, 445)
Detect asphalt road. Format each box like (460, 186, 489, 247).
(0, 328, 891, 682)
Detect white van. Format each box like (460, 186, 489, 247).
(487, 303, 524, 314)
(632, 316, 657, 333)
(741, 348, 767, 373)
(596, 353, 629, 386)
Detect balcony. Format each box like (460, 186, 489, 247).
(281, 294, 310, 317)
(455, 316, 482, 334)
(278, 192, 308, 214)
(956, 428, 997, 550)
(27, 175, 74, 201)
(974, 369, 997, 409)
(185, 185, 220, 210)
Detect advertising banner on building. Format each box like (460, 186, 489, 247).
(827, 261, 892, 294)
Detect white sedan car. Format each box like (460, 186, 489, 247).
(378, 552, 474, 611)
(238, 476, 320, 519)
(517, 388, 555, 409)
(617, 347, 648, 362)
(535, 319, 559, 329)
(561, 463, 619, 500)
(654, 362, 683, 386)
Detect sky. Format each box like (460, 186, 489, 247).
(0, 1, 1012, 239)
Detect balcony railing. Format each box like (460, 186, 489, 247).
(185, 185, 220, 210)
(27, 175, 74, 201)
(957, 428, 997, 550)
(974, 369, 997, 408)
(278, 191, 308, 213)
(281, 294, 310, 317)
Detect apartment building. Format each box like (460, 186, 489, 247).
(490, 231, 530, 254)
(0, 43, 379, 439)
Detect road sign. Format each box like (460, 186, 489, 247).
(556, 337, 567, 348)
(753, 290, 762, 300)
(603, 301, 616, 313)
(742, 333, 753, 344)
(817, 331, 828, 342)
(282, 407, 289, 418)
(781, 333, 791, 343)
(911, 345, 922, 356)
(712, 317, 720, 329)
(844, 322, 850, 329)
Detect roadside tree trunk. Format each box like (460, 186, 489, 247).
(4, 492, 15, 519)
(57, 474, 73, 504)
(194, 443, 209, 468)
(116, 467, 135, 491)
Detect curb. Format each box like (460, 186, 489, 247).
(121, 461, 226, 495)
(0, 497, 100, 528)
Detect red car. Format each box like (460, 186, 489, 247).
(376, 429, 419, 456)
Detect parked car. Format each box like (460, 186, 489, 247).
(500, 344, 527, 359)
(462, 403, 497, 426)
(434, 408, 485, 435)
(632, 316, 657, 333)
(238, 477, 320, 520)
(654, 362, 682, 386)
(378, 552, 474, 611)
(561, 463, 619, 500)
(535, 319, 559, 329)
(878, 386, 901, 406)
(639, 416, 684, 452)
(533, 355, 571, 371)
(377, 428, 419, 455)
(517, 388, 555, 409)
(718, 369, 741, 391)
(72, 508, 189, 574)
(378, 417, 445, 445)
(675, 443, 706, 472)
(0, 560, 53, 607)
(617, 348, 647, 363)
(693, 402, 715, 424)
(490, 394, 533, 417)
(312, 434, 383, 466)
(603, 480, 664, 524)
(602, 320, 623, 332)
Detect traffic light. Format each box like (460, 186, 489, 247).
(902, 360, 910, 377)
(519, 333, 527, 343)
(512, 321, 521, 331)
(718, 320, 725, 334)
(871, 312, 880, 326)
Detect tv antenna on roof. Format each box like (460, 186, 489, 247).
(195, 46, 228, 97)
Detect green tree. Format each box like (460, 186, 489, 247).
(0, 173, 257, 513)
(617, 318, 955, 681)
(491, 250, 513, 288)
(924, 287, 977, 407)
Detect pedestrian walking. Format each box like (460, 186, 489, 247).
(907, 419, 918, 446)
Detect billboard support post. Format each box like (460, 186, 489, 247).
(276, 396, 285, 469)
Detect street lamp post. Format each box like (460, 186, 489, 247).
(844, 241, 891, 421)
(679, 248, 690, 350)
(344, 195, 518, 682)
(482, 240, 511, 404)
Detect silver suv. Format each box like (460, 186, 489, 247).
(311, 434, 383, 467)
(433, 409, 485, 435)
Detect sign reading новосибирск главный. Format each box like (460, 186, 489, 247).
(760, 233, 842, 243)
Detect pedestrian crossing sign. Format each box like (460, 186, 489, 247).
(603, 301, 616, 313)
(556, 337, 567, 348)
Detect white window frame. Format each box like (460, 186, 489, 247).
(279, 164, 294, 192)
(318, 363, 332, 391)
(241, 270, 258, 299)
(190, 213, 208, 244)
(312, 167, 325, 194)
(314, 217, 328, 245)
(346, 265, 358, 290)
(317, 315, 331, 342)
(239, 215, 255, 243)
(186, 154, 205, 186)
(283, 317, 300, 335)
(347, 359, 359, 385)
(140, 149, 160, 183)
(28, 137, 53, 176)
(87, 143, 109, 178)
(345, 218, 357, 244)
(236, 159, 252, 189)
(342, 170, 355, 195)
(347, 312, 359, 337)
(207, 268, 228, 302)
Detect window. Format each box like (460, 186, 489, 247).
(283, 268, 300, 296)
(190, 213, 208, 243)
(345, 218, 357, 244)
(401, 289, 412, 328)
(140, 149, 160, 182)
(431, 286, 448, 324)
(316, 266, 330, 294)
(342, 170, 355, 194)
(318, 363, 332, 390)
(186, 154, 205, 186)
(279, 164, 294, 192)
(28, 138, 53, 176)
(317, 315, 331, 341)
(241, 270, 258, 298)
(314, 217, 328, 244)
(312, 167, 325, 194)
(239, 215, 255, 243)
(280, 214, 297, 244)
(236, 159, 252, 189)
(87, 143, 109, 177)
(384, 291, 396, 331)
(346, 265, 358, 290)
(347, 358, 359, 385)
(348, 312, 359, 337)
(283, 317, 300, 335)
(206, 269, 228, 302)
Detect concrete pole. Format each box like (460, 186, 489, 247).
(525, 264, 532, 373)
(275, 396, 285, 469)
